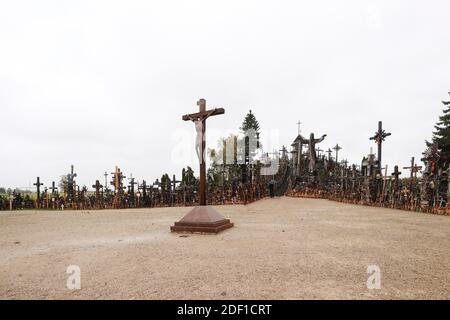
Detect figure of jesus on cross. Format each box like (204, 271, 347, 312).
(171, 99, 233, 234)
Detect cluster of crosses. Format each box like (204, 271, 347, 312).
(2, 99, 449, 218)
(286, 120, 448, 213)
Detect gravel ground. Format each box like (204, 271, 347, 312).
(0, 197, 449, 300)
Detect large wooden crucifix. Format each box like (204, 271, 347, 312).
(171, 99, 233, 234)
(182, 98, 225, 206)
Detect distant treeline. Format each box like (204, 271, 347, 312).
(0, 188, 32, 195)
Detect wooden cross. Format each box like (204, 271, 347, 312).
(297, 120, 302, 135)
(104, 171, 109, 192)
(333, 144, 342, 163)
(379, 165, 389, 203)
(128, 174, 138, 196)
(316, 147, 323, 158)
(403, 156, 423, 196)
(326, 148, 333, 161)
(92, 180, 103, 197)
(392, 165, 402, 181)
(171, 175, 182, 206)
(111, 166, 126, 193)
(172, 175, 182, 193)
(370, 121, 391, 174)
(138, 180, 148, 200)
(391, 165, 402, 197)
(33, 177, 43, 206)
(182, 98, 225, 206)
(403, 157, 423, 180)
(279, 146, 288, 159)
(50, 181, 58, 196)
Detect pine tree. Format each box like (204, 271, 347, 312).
(239, 110, 261, 182)
(426, 92, 450, 170)
(161, 174, 171, 192)
(240, 110, 260, 134)
(240, 110, 261, 161)
(182, 167, 197, 187)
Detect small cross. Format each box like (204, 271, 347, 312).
(92, 180, 103, 192)
(104, 172, 109, 192)
(297, 121, 302, 135)
(316, 147, 323, 158)
(392, 165, 402, 180)
(333, 144, 342, 162)
(326, 148, 333, 161)
(50, 181, 58, 195)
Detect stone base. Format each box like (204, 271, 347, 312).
(170, 206, 234, 234)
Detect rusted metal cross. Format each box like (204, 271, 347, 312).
(182, 99, 225, 206)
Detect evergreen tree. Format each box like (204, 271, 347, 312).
(182, 167, 197, 187)
(239, 110, 262, 183)
(240, 110, 260, 138)
(240, 110, 261, 162)
(426, 92, 450, 170)
(161, 174, 171, 192)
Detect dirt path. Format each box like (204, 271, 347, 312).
(0, 197, 449, 300)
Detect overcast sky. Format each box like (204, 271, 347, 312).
(1, 0, 450, 190)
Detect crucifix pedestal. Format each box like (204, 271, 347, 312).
(171, 99, 234, 234)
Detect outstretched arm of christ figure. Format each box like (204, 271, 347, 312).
(187, 114, 199, 122)
(314, 134, 327, 143)
(186, 109, 218, 122)
(202, 109, 218, 121)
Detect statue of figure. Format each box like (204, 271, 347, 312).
(187, 110, 217, 164)
(298, 133, 327, 172)
(193, 119, 203, 163)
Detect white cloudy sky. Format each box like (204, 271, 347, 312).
(1, 0, 450, 189)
